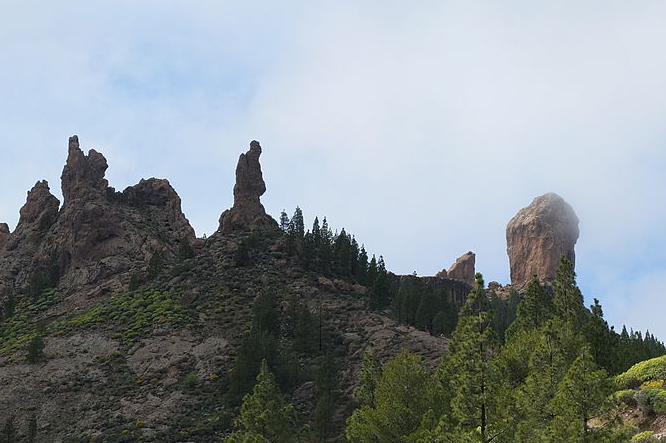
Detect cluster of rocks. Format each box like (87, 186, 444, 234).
(0, 136, 196, 296)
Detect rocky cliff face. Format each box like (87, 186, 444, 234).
(0, 136, 195, 296)
(446, 251, 476, 285)
(506, 192, 579, 286)
(218, 140, 277, 235)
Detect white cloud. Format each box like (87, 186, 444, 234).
(1, 1, 665, 337)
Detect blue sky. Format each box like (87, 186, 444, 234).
(1, 1, 666, 338)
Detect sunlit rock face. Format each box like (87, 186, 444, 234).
(217, 140, 277, 235)
(506, 192, 579, 287)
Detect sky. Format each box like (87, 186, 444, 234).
(1, 1, 666, 338)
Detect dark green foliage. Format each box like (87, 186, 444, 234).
(395, 277, 458, 336)
(28, 416, 37, 443)
(489, 289, 519, 342)
(26, 333, 45, 363)
(315, 353, 339, 442)
(285, 300, 316, 355)
(234, 241, 251, 267)
(279, 210, 290, 231)
(553, 256, 587, 330)
(443, 273, 505, 442)
(252, 291, 280, 337)
(288, 207, 305, 240)
(226, 360, 297, 443)
(544, 348, 612, 442)
(346, 350, 433, 442)
(228, 330, 279, 403)
(506, 277, 554, 340)
(369, 260, 391, 310)
(177, 238, 195, 261)
(432, 301, 458, 337)
(146, 250, 166, 280)
(352, 348, 382, 408)
(3, 293, 16, 319)
(2, 417, 15, 443)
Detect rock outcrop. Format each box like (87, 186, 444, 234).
(506, 192, 579, 286)
(0, 223, 9, 251)
(446, 251, 476, 285)
(0, 135, 196, 296)
(218, 140, 277, 235)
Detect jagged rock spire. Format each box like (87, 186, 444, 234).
(218, 140, 277, 234)
(506, 192, 579, 286)
(61, 135, 109, 204)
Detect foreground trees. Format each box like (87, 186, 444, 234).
(345, 258, 641, 442)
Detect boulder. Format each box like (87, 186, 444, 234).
(506, 192, 579, 286)
(218, 140, 277, 234)
(447, 252, 475, 285)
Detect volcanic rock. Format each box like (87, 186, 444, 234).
(446, 252, 476, 285)
(61, 135, 109, 203)
(0, 135, 196, 296)
(506, 192, 579, 286)
(0, 223, 9, 251)
(218, 140, 277, 235)
(17, 180, 60, 231)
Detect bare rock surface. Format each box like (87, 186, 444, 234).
(218, 140, 277, 234)
(506, 192, 579, 286)
(447, 251, 476, 285)
(0, 135, 195, 296)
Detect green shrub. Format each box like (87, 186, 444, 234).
(635, 389, 666, 414)
(631, 431, 656, 442)
(611, 389, 637, 407)
(616, 355, 666, 388)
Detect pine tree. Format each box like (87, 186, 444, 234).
(289, 207, 305, 240)
(177, 238, 195, 261)
(544, 348, 611, 443)
(315, 353, 339, 442)
(514, 318, 586, 442)
(346, 350, 432, 443)
(228, 330, 279, 403)
(226, 360, 297, 443)
(552, 256, 586, 330)
(356, 247, 368, 285)
(2, 416, 15, 443)
(505, 277, 555, 340)
(279, 210, 290, 232)
(352, 348, 382, 408)
(28, 416, 37, 443)
(444, 273, 505, 442)
(252, 291, 280, 337)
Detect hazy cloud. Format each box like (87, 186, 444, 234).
(1, 1, 665, 336)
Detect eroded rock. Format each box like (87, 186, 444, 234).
(447, 251, 476, 285)
(218, 140, 277, 234)
(506, 192, 579, 286)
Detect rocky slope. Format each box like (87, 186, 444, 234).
(0, 137, 456, 442)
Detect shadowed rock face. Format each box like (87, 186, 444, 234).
(218, 140, 277, 234)
(506, 192, 579, 286)
(0, 135, 195, 296)
(17, 180, 60, 234)
(0, 223, 10, 251)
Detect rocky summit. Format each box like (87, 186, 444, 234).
(0, 135, 195, 297)
(218, 140, 278, 235)
(506, 192, 579, 286)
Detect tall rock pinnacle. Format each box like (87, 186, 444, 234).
(506, 192, 579, 286)
(218, 140, 277, 234)
(61, 135, 109, 204)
